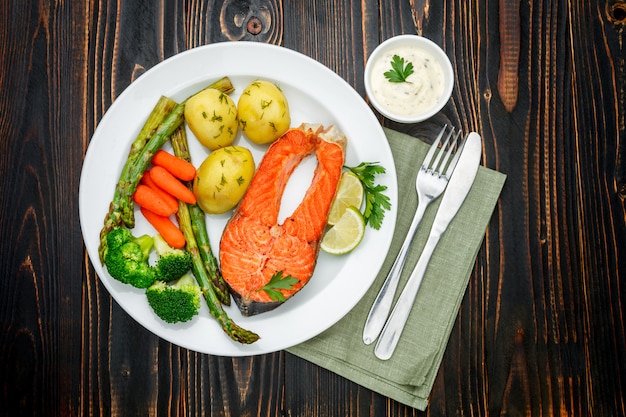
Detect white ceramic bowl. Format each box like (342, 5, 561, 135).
(364, 35, 454, 123)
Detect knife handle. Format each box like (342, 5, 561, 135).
(374, 233, 441, 360)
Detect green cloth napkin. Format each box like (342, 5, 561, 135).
(288, 128, 506, 410)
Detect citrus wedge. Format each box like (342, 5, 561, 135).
(321, 206, 366, 255)
(327, 171, 364, 225)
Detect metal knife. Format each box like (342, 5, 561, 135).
(374, 132, 482, 360)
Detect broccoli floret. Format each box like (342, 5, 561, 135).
(104, 227, 156, 288)
(153, 234, 192, 281)
(105, 226, 133, 251)
(146, 274, 202, 323)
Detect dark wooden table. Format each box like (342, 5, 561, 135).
(1, 0, 625, 415)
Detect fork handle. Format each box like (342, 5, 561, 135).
(374, 232, 441, 360)
(362, 201, 428, 344)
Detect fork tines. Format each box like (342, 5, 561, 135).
(422, 125, 464, 178)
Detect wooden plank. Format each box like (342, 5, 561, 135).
(0, 0, 625, 415)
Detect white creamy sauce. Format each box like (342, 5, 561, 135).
(370, 46, 445, 117)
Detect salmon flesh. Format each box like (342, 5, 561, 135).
(220, 124, 347, 316)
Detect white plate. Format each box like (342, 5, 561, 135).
(79, 42, 398, 356)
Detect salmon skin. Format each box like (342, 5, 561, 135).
(220, 123, 347, 316)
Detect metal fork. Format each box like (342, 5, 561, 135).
(362, 125, 463, 345)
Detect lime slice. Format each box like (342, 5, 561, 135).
(327, 171, 364, 225)
(321, 206, 366, 255)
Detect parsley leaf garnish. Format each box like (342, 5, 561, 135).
(258, 271, 299, 302)
(384, 55, 414, 83)
(346, 162, 391, 230)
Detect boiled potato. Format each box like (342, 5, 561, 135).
(237, 80, 290, 144)
(184, 88, 238, 150)
(193, 146, 255, 214)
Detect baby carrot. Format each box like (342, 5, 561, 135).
(141, 170, 178, 214)
(150, 165, 197, 204)
(140, 207, 186, 249)
(133, 184, 177, 217)
(152, 150, 196, 181)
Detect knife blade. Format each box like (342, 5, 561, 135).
(374, 132, 482, 360)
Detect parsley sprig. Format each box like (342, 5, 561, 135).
(346, 162, 391, 230)
(258, 271, 299, 302)
(384, 55, 414, 83)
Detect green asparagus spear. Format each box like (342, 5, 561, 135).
(98, 96, 178, 262)
(173, 159, 259, 344)
(170, 128, 231, 305)
(128, 96, 179, 166)
(118, 103, 186, 226)
(98, 77, 235, 263)
(189, 204, 231, 304)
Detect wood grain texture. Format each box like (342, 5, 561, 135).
(497, 0, 521, 112)
(0, 0, 624, 416)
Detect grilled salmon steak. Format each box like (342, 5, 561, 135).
(220, 123, 347, 315)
